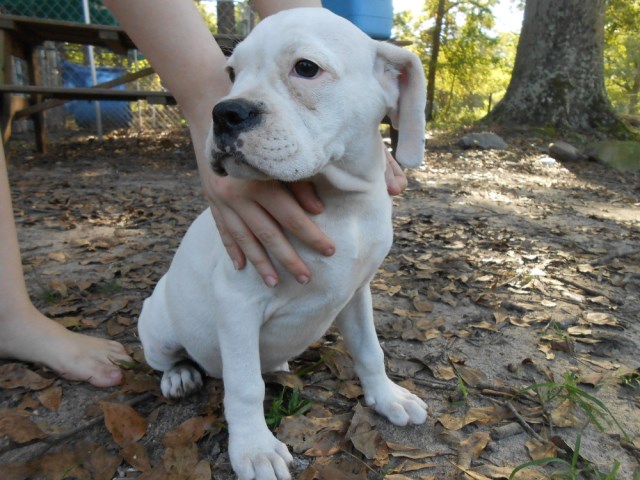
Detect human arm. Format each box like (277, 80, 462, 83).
(104, 0, 334, 287)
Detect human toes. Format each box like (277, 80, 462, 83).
(64, 335, 131, 387)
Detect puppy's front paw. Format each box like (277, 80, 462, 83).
(229, 428, 293, 480)
(364, 379, 428, 426)
(160, 361, 203, 399)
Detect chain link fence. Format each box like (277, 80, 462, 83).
(0, 0, 253, 139)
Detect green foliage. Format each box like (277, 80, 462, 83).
(393, 0, 516, 127)
(393, 0, 638, 126)
(96, 281, 123, 294)
(194, 0, 251, 35)
(619, 370, 640, 389)
(520, 371, 629, 440)
(40, 289, 64, 305)
(265, 387, 312, 430)
(195, 0, 219, 34)
(509, 372, 629, 479)
(450, 372, 469, 405)
(604, 0, 640, 116)
(509, 433, 623, 479)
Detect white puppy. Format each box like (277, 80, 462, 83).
(138, 7, 427, 480)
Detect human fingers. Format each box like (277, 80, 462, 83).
(259, 184, 335, 260)
(385, 149, 408, 195)
(287, 181, 324, 215)
(209, 195, 286, 287)
(208, 203, 246, 271)
(205, 176, 327, 286)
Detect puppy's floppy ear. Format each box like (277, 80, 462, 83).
(375, 42, 426, 168)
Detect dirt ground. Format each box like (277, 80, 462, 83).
(0, 129, 638, 479)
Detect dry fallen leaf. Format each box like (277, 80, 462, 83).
(82, 441, 123, 480)
(303, 429, 343, 456)
(346, 403, 388, 466)
(389, 448, 440, 460)
(576, 371, 603, 387)
(474, 464, 548, 479)
(550, 399, 580, 428)
(300, 456, 367, 480)
(163, 443, 210, 479)
(581, 311, 619, 327)
(0, 408, 48, 443)
(277, 413, 351, 454)
(438, 405, 509, 431)
(0, 363, 55, 391)
(37, 446, 91, 480)
(537, 342, 555, 360)
(388, 460, 438, 474)
(122, 442, 151, 472)
(525, 438, 557, 460)
(162, 415, 220, 448)
(413, 296, 434, 312)
(450, 361, 489, 387)
(118, 371, 160, 395)
(457, 431, 491, 469)
(321, 344, 356, 381)
(100, 401, 147, 447)
(36, 385, 63, 411)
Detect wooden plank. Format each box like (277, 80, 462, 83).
(27, 43, 46, 152)
(1, 28, 14, 144)
(0, 14, 244, 53)
(0, 85, 175, 103)
(0, 14, 135, 51)
(12, 67, 162, 119)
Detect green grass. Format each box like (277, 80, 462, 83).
(509, 433, 622, 479)
(95, 280, 123, 294)
(519, 371, 629, 440)
(510, 372, 630, 479)
(265, 387, 312, 430)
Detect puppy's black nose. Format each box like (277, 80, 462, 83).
(213, 99, 261, 135)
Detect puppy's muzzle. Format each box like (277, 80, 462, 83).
(213, 99, 263, 136)
(211, 99, 264, 176)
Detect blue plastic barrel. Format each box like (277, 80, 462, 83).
(62, 62, 132, 130)
(323, 0, 393, 39)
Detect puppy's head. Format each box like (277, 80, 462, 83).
(208, 8, 426, 182)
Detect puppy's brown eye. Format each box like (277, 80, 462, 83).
(227, 68, 236, 83)
(293, 59, 320, 78)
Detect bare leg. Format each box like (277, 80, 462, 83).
(0, 143, 131, 387)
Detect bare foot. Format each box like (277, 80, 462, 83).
(0, 305, 132, 387)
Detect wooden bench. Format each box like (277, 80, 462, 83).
(0, 14, 242, 152)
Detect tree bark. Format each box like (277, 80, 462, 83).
(426, 0, 446, 121)
(485, 0, 627, 135)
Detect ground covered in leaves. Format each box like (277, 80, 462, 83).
(1, 129, 639, 479)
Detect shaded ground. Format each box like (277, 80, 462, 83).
(1, 129, 639, 479)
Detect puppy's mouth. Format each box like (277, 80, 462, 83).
(211, 148, 271, 180)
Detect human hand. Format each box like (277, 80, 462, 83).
(385, 149, 408, 195)
(201, 170, 335, 287)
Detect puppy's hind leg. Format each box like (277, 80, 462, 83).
(138, 300, 203, 399)
(160, 360, 204, 399)
(143, 334, 204, 399)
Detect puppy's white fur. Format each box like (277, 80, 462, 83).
(138, 8, 427, 480)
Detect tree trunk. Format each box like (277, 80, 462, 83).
(426, 0, 446, 121)
(485, 0, 627, 134)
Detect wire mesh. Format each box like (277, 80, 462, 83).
(1, 0, 253, 138)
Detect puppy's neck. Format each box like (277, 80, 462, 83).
(313, 134, 387, 195)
